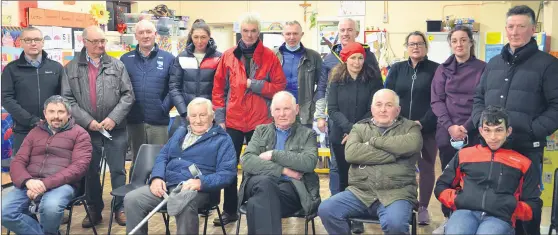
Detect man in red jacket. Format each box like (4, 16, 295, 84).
(1, 95, 92, 235)
(434, 106, 540, 234)
(212, 12, 286, 225)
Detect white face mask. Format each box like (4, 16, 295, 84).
(285, 42, 301, 52)
(450, 135, 468, 150)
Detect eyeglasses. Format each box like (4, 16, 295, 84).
(86, 39, 107, 45)
(407, 42, 426, 48)
(20, 38, 44, 44)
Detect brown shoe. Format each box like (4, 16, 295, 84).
(114, 211, 127, 226)
(82, 208, 102, 228)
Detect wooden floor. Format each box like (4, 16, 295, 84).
(1, 157, 555, 235)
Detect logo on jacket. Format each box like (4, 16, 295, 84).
(45, 71, 53, 74)
(157, 60, 164, 70)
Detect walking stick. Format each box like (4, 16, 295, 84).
(129, 192, 169, 235)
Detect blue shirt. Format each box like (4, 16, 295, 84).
(24, 54, 42, 68)
(279, 44, 305, 103)
(86, 50, 103, 68)
(275, 126, 291, 181)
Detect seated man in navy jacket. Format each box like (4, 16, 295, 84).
(124, 97, 237, 235)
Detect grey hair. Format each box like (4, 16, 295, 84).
(239, 12, 262, 32)
(372, 89, 400, 107)
(135, 19, 157, 33)
(338, 18, 359, 32)
(43, 95, 71, 113)
(22, 26, 43, 37)
(271, 91, 297, 110)
(285, 20, 302, 28)
(187, 97, 214, 116)
(83, 26, 105, 39)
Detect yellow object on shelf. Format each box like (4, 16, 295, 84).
(541, 131, 558, 207)
(106, 51, 127, 59)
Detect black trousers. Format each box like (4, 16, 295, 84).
(223, 128, 254, 215)
(243, 175, 302, 234)
(331, 143, 349, 192)
(514, 148, 543, 235)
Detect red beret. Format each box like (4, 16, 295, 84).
(340, 42, 366, 63)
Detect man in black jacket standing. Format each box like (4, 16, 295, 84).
(1, 27, 63, 158)
(472, 5, 558, 235)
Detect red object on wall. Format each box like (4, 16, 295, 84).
(18, 1, 38, 27)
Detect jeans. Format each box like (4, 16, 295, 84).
(318, 190, 413, 235)
(1, 184, 75, 235)
(445, 209, 514, 235)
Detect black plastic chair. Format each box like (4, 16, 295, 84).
(548, 168, 558, 235)
(6, 176, 99, 235)
(348, 209, 417, 235)
(158, 192, 227, 235)
(235, 203, 317, 235)
(107, 144, 163, 235)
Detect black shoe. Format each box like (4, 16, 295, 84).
(213, 212, 238, 226)
(200, 210, 213, 218)
(351, 221, 364, 234)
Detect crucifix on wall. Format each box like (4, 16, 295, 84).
(299, 0, 312, 22)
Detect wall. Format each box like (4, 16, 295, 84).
(1, 1, 105, 27)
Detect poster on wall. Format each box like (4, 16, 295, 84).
(62, 50, 74, 65)
(1, 47, 23, 71)
(339, 1, 366, 16)
(45, 49, 63, 64)
(54, 27, 73, 49)
(33, 26, 55, 49)
(485, 44, 504, 62)
(73, 30, 84, 52)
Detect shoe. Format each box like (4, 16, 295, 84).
(82, 208, 103, 228)
(114, 210, 127, 226)
(61, 213, 69, 225)
(200, 210, 213, 217)
(432, 218, 447, 235)
(418, 206, 431, 225)
(213, 212, 238, 226)
(351, 221, 364, 234)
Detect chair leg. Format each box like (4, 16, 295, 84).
(83, 201, 98, 235)
(66, 204, 74, 235)
(107, 197, 116, 235)
(203, 210, 209, 235)
(549, 225, 555, 235)
(162, 213, 170, 235)
(7, 230, 10, 235)
(235, 213, 242, 235)
(311, 218, 316, 235)
(412, 211, 417, 235)
(304, 218, 309, 235)
(216, 207, 227, 235)
(100, 156, 107, 196)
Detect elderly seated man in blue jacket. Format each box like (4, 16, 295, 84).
(124, 97, 237, 235)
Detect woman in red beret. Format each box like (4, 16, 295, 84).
(327, 42, 384, 192)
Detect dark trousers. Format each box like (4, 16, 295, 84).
(514, 148, 543, 235)
(418, 133, 438, 208)
(331, 144, 349, 192)
(11, 132, 28, 157)
(243, 175, 302, 234)
(223, 128, 254, 215)
(86, 128, 128, 213)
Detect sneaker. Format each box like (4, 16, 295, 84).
(213, 212, 238, 226)
(418, 206, 430, 225)
(432, 218, 447, 235)
(351, 221, 364, 234)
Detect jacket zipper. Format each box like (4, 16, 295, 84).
(409, 69, 417, 120)
(481, 151, 496, 210)
(36, 68, 41, 116)
(496, 165, 503, 191)
(37, 135, 55, 176)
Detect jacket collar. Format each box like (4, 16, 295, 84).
(500, 38, 538, 64)
(39, 118, 75, 135)
(278, 42, 306, 54)
(134, 43, 160, 59)
(233, 39, 263, 60)
(186, 38, 217, 56)
(406, 56, 430, 69)
(442, 55, 477, 75)
(16, 50, 49, 67)
(78, 47, 111, 66)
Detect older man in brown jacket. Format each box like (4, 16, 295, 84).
(1, 95, 92, 235)
(318, 89, 423, 235)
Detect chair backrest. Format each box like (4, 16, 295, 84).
(130, 144, 164, 185)
(169, 115, 187, 138)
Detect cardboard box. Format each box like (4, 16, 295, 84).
(541, 131, 558, 207)
(59, 11, 75, 28)
(28, 8, 45, 26)
(44, 10, 60, 27)
(74, 13, 86, 28)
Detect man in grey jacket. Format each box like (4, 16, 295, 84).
(273, 20, 322, 128)
(239, 91, 320, 235)
(62, 25, 134, 227)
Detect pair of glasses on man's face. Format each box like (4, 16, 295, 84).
(20, 38, 44, 44)
(86, 39, 107, 45)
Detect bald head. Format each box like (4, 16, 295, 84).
(83, 26, 106, 58)
(371, 89, 401, 127)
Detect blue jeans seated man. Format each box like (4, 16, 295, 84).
(1, 96, 93, 235)
(318, 89, 423, 235)
(435, 106, 540, 235)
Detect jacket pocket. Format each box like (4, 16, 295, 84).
(495, 164, 521, 194)
(103, 69, 121, 90)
